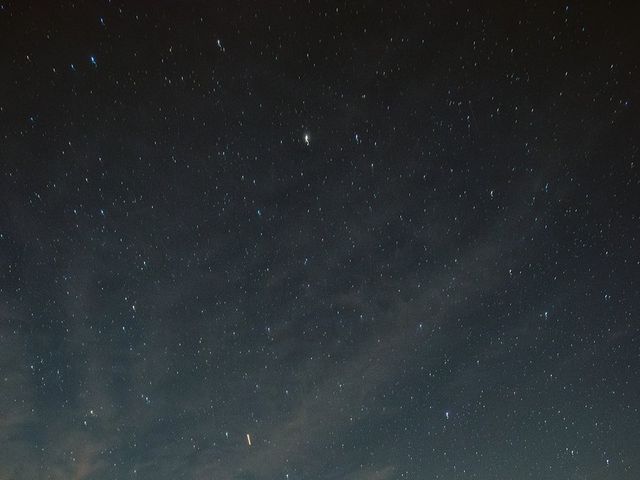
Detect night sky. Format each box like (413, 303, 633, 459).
(1, 1, 639, 479)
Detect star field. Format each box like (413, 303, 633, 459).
(0, 1, 639, 479)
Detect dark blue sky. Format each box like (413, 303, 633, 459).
(1, 1, 638, 479)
